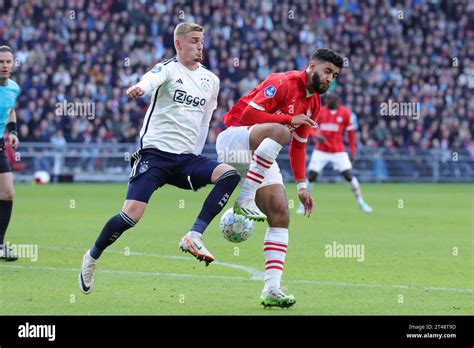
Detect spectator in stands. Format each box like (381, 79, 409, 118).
(0, 0, 470, 168)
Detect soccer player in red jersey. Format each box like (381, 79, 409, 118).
(216, 48, 343, 308)
(297, 93, 373, 214)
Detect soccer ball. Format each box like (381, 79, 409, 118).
(33, 171, 51, 185)
(219, 208, 255, 243)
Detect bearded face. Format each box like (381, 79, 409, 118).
(309, 62, 340, 94)
(311, 70, 330, 94)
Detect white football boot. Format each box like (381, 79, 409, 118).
(179, 231, 215, 266)
(78, 250, 97, 294)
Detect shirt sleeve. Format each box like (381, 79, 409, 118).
(15, 84, 21, 100)
(345, 109, 354, 131)
(344, 108, 356, 156)
(289, 96, 320, 182)
(241, 74, 292, 125)
(247, 74, 289, 113)
(136, 63, 170, 96)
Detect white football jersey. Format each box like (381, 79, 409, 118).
(136, 57, 220, 154)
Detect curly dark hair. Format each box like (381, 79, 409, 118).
(311, 48, 344, 68)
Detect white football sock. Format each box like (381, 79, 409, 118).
(263, 227, 289, 292)
(237, 138, 282, 203)
(351, 176, 364, 204)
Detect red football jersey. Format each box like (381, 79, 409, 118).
(222, 70, 321, 181)
(223, 70, 320, 128)
(315, 105, 354, 153)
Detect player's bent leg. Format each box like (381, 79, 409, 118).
(248, 123, 291, 150)
(308, 170, 319, 183)
(122, 199, 147, 222)
(90, 199, 144, 261)
(0, 172, 17, 261)
(210, 163, 235, 182)
(256, 184, 290, 228)
(78, 200, 143, 295)
(341, 169, 353, 182)
(79, 170, 157, 295)
(235, 123, 289, 221)
(179, 163, 240, 266)
(341, 169, 373, 213)
(256, 184, 295, 308)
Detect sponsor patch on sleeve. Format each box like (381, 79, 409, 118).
(264, 85, 277, 98)
(151, 65, 162, 73)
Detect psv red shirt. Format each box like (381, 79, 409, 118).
(315, 105, 355, 154)
(222, 70, 321, 181)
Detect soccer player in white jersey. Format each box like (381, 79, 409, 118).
(79, 23, 240, 294)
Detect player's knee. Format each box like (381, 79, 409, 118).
(125, 210, 143, 223)
(266, 124, 291, 145)
(122, 202, 146, 223)
(0, 188, 15, 201)
(342, 170, 352, 182)
(267, 203, 290, 228)
(213, 164, 241, 186)
(219, 169, 241, 186)
(308, 171, 318, 183)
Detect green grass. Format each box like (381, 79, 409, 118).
(1, 183, 472, 315)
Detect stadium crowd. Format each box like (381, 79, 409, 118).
(1, 0, 472, 158)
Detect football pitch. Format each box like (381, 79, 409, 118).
(1, 183, 472, 315)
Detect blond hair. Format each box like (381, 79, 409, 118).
(174, 22, 204, 40)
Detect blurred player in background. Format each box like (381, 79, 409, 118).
(297, 93, 373, 214)
(0, 45, 20, 261)
(78, 23, 240, 294)
(216, 48, 343, 307)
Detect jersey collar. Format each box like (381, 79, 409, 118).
(177, 57, 201, 73)
(0, 78, 10, 87)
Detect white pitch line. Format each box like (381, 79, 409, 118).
(421, 286, 474, 293)
(289, 279, 474, 293)
(3, 264, 251, 282)
(4, 245, 472, 293)
(40, 245, 265, 280)
(3, 264, 473, 293)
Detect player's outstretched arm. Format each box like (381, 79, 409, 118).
(290, 123, 315, 217)
(291, 114, 317, 128)
(126, 85, 145, 99)
(127, 62, 170, 99)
